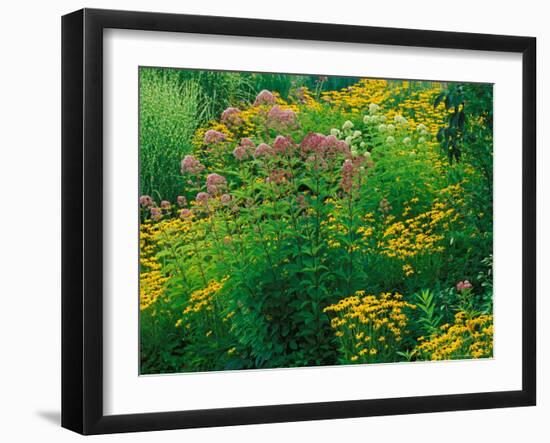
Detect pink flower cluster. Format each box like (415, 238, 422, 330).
(232, 138, 256, 161)
(220, 107, 242, 126)
(232, 146, 247, 161)
(456, 280, 473, 292)
(273, 135, 293, 155)
(240, 137, 255, 148)
(253, 143, 274, 159)
(204, 129, 226, 145)
(177, 196, 187, 207)
(139, 195, 154, 208)
(340, 159, 355, 193)
(340, 156, 367, 193)
(300, 133, 350, 159)
(206, 173, 227, 195)
(196, 192, 210, 205)
(254, 89, 276, 106)
(266, 168, 292, 185)
(220, 194, 232, 205)
(180, 155, 205, 175)
(150, 206, 162, 221)
(267, 106, 297, 129)
(179, 208, 193, 219)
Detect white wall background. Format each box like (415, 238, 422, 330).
(0, 0, 546, 441)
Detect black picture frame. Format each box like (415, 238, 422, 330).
(62, 8, 536, 435)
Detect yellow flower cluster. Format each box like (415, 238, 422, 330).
(355, 212, 377, 252)
(416, 311, 493, 360)
(380, 201, 456, 260)
(139, 220, 168, 310)
(139, 218, 195, 310)
(180, 278, 227, 323)
(140, 268, 168, 311)
(292, 86, 323, 111)
(438, 182, 465, 208)
(324, 291, 416, 364)
(402, 263, 414, 277)
(321, 79, 391, 112)
(384, 87, 447, 136)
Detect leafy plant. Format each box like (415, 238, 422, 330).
(412, 289, 442, 335)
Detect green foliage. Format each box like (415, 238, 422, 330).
(139, 72, 494, 373)
(435, 83, 493, 173)
(412, 289, 443, 335)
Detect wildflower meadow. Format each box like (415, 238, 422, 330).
(139, 68, 494, 374)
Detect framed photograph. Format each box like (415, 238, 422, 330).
(62, 8, 536, 435)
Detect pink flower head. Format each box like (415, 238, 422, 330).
(456, 280, 473, 292)
(160, 200, 171, 210)
(342, 158, 354, 173)
(220, 107, 242, 126)
(196, 192, 210, 205)
(324, 135, 350, 158)
(273, 135, 293, 155)
(267, 106, 297, 129)
(232, 145, 248, 161)
(337, 141, 351, 158)
(240, 137, 255, 149)
(204, 129, 226, 145)
(220, 194, 232, 205)
(179, 208, 193, 220)
(254, 89, 276, 106)
(139, 195, 153, 208)
(300, 133, 329, 160)
(177, 196, 187, 207)
(325, 134, 338, 146)
(180, 155, 205, 175)
(233, 138, 255, 161)
(253, 143, 274, 159)
(206, 173, 227, 195)
(150, 206, 162, 221)
(266, 168, 291, 185)
(340, 159, 356, 193)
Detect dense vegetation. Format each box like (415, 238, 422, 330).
(139, 68, 493, 374)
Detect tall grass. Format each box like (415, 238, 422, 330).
(139, 68, 204, 201)
(176, 70, 253, 121)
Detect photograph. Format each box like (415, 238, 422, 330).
(138, 68, 494, 374)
